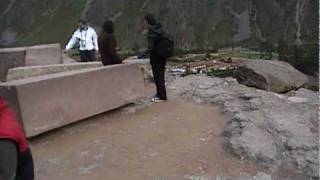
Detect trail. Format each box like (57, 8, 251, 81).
(31, 98, 265, 180)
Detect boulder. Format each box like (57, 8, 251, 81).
(0, 64, 147, 137)
(234, 60, 308, 93)
(7, 62, 103, 81)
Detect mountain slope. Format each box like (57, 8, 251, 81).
(0, 0, 318, 50)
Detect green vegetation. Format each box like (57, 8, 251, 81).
(278, 41, 319, 75)
(207, 69, 235, 78)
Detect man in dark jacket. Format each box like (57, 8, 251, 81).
(138, 14, 167, 102)
(0, 97, 34, 180)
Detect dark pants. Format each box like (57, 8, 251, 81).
(0, 140, 34, 180)
(151, 54, 167, 100)
(79, 50, 95, 62)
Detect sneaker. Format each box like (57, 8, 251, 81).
(151, 97, 166, 103)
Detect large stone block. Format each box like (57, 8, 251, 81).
(0, 43, 63, 82)
(7, 62, 103, 81)
(0, 47, 26, 82)
(25, 44, 62, 66)
(0, 64, 147, 137)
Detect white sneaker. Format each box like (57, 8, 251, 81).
(151, 97, 165, 103)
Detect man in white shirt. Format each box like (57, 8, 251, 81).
(64, 19, 99, 62)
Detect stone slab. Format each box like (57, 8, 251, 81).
(0, 44, 63, 82)
(7, 62, 103, 81)
(0, 63, 147, 137)
(25, 44, 62, 66)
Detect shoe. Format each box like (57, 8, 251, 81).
(151, 97, 166, 103)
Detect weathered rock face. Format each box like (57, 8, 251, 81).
(170, 75, 319, 178)
(0, 64, 147, 137)
(0, 0, 317, 51)
(234, 60, 308, 93)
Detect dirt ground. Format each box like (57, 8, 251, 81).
(30, 97, 270, 180)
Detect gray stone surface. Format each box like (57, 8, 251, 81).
(7, 62, 103, 81)
(25, 44, 62, 66)
(288, 88, 319, 105)
(170, 75, 319, 178)
(0, 64, 147, 137)
(234, 60, 308, 93)
(0, 47, 26, 82)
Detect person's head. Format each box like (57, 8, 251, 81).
(144, 14, 156, 27)
(103, 20, 114, 34)
(78, 19, 87, 30)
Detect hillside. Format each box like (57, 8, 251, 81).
(0, 0, 318, 51)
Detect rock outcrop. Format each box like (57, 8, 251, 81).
(170, 75, 319, 178)
(234, 60, 308, 93)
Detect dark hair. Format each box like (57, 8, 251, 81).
(78, 19, 86, 24)
(103, 20, 114, 34)
(144, 14, 156, 26)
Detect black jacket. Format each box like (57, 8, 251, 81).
(138, 23, 164, 58)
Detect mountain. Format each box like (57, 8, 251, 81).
(0, 0, 318, 51)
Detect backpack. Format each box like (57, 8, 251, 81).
(155, 34, 174, 58)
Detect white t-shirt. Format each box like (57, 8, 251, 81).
(65, 26, 99, 51)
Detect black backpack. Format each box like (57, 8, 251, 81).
(155, 34, 174, 58)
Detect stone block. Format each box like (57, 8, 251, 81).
(0, 47, 26, 82)
(25, 44, 62, 66)
(7, 62, 103, 81)
(0, 64, 147, 137)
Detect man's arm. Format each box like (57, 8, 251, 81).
(138, 35, 153, 59)
(65, 33, 78, 50)
(0, 140, 17, 180)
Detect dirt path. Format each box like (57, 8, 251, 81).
(30, 98, 267, 180)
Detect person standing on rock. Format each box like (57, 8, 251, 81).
(0, 97, 34, 180)
(64, 19, 99, 62)
(98, 20, 122, 66)
(138, 14, 173, 102)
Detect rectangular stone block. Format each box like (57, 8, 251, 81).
(25, 44, 63, 66)
(0, 64, 147, 137)
(7, 62, 103, 81)
(0, 47, 26, 82)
